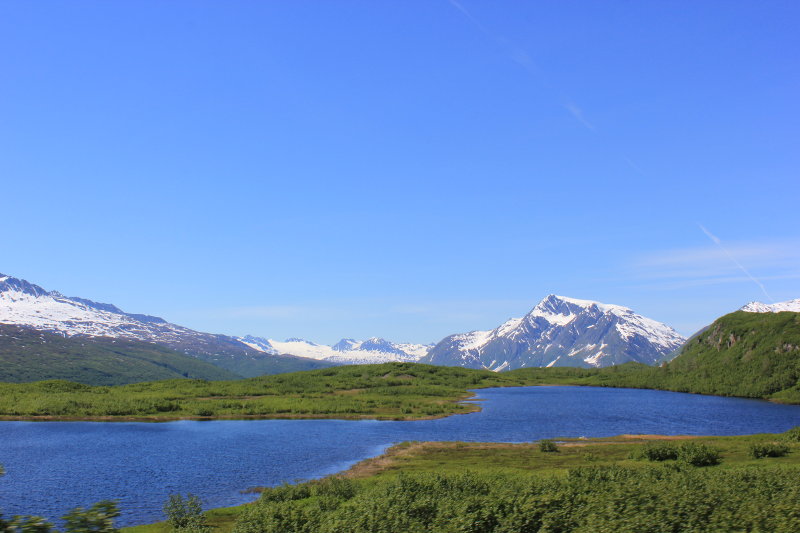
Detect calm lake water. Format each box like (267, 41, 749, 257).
(2, 386, 800, 526)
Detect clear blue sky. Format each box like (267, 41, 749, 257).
(2, 1, 798, 344)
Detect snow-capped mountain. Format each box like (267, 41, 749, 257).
(238, 335, 433, 365)
(421, 295, 686, 371)
(0, 273, 312, 372)
(740, 299, 800, 313)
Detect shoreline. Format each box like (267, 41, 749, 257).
(122, 430, 800, 531)
(1, 382, 796, 422)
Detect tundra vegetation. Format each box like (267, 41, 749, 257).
(122, 428, 800, 533)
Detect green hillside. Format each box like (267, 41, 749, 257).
(0, 324, 241, 385)
(655, 311, 800, 402)
(530, 311, 800, 403)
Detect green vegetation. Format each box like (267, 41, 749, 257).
(0, 363, 525, 420)
(630, 441, 679, 461)
(230, 467, 800, 532)
(749, 441, 790, 459)
(0, 324, 240, 385)
(125, 429, 800, 533)
(163, 494, 209, 533)
(627, 441, 723, 467)
(675, 442, 721, 466)
(538, 439, 558, 453)
(781, 426, 800, 442)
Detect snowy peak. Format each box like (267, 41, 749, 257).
(332, 338, 359, 352)
(531, 295, 631, 323)
(242, 335, 433, 365)
(423, 294, 686, 371)
(741, 299, 800, 313)
(0, 274, 52, 299)
(238, 335, 279, 355)
(0, 272, 272, 363)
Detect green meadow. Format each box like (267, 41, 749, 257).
(0, 363, 531, 421)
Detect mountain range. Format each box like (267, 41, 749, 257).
(0, 273, 332, 378)
(2, 271, 796, 384)
(238, 335, 432, 365)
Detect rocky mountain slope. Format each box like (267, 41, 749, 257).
(422, 295, 685, 370)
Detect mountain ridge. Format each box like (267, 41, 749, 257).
(0, 273, 333, 378)
(239, 335, 433, 365)
(422, 294, 686, 370)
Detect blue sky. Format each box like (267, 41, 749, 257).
(2, 1, 799, 344)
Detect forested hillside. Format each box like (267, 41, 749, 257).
(0, 324, 240, 385)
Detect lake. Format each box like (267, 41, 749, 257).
(2, 386, 800, 526)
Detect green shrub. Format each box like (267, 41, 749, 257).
(749, 442, 790, 459)
(539, 440, 559, 452)
(632, 442, 678, 461)
(62, 501, 120, 532)
(780, 426, 800, 442)
(677, 442, 721, 466)
(163, 494, 209, 532)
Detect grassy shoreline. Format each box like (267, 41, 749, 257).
(0, 364, 543, 422)
(122, 429, 800, 532)
(3, 359, 798, 423)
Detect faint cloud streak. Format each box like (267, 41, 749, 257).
(563, 101, 595, 130)
(698, 224, 774, 302)
(631, 237, 800, 296)
(447, 0, 598, 132)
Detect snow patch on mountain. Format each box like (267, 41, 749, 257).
(240, 335, 433, 365)
(740, 299, 800, 313)
(0, 273, 272, 362)
(423, 294, 686, 370)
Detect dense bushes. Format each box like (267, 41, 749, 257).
(631, 441, 721, 466)
(749, 442, 790, 459)
(632, 442, 678, 461)
(781, 426, 800, 442)
(233, 466, 800, 532)
(677, 442, 721, 466)
(538, 439, 559, 452)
